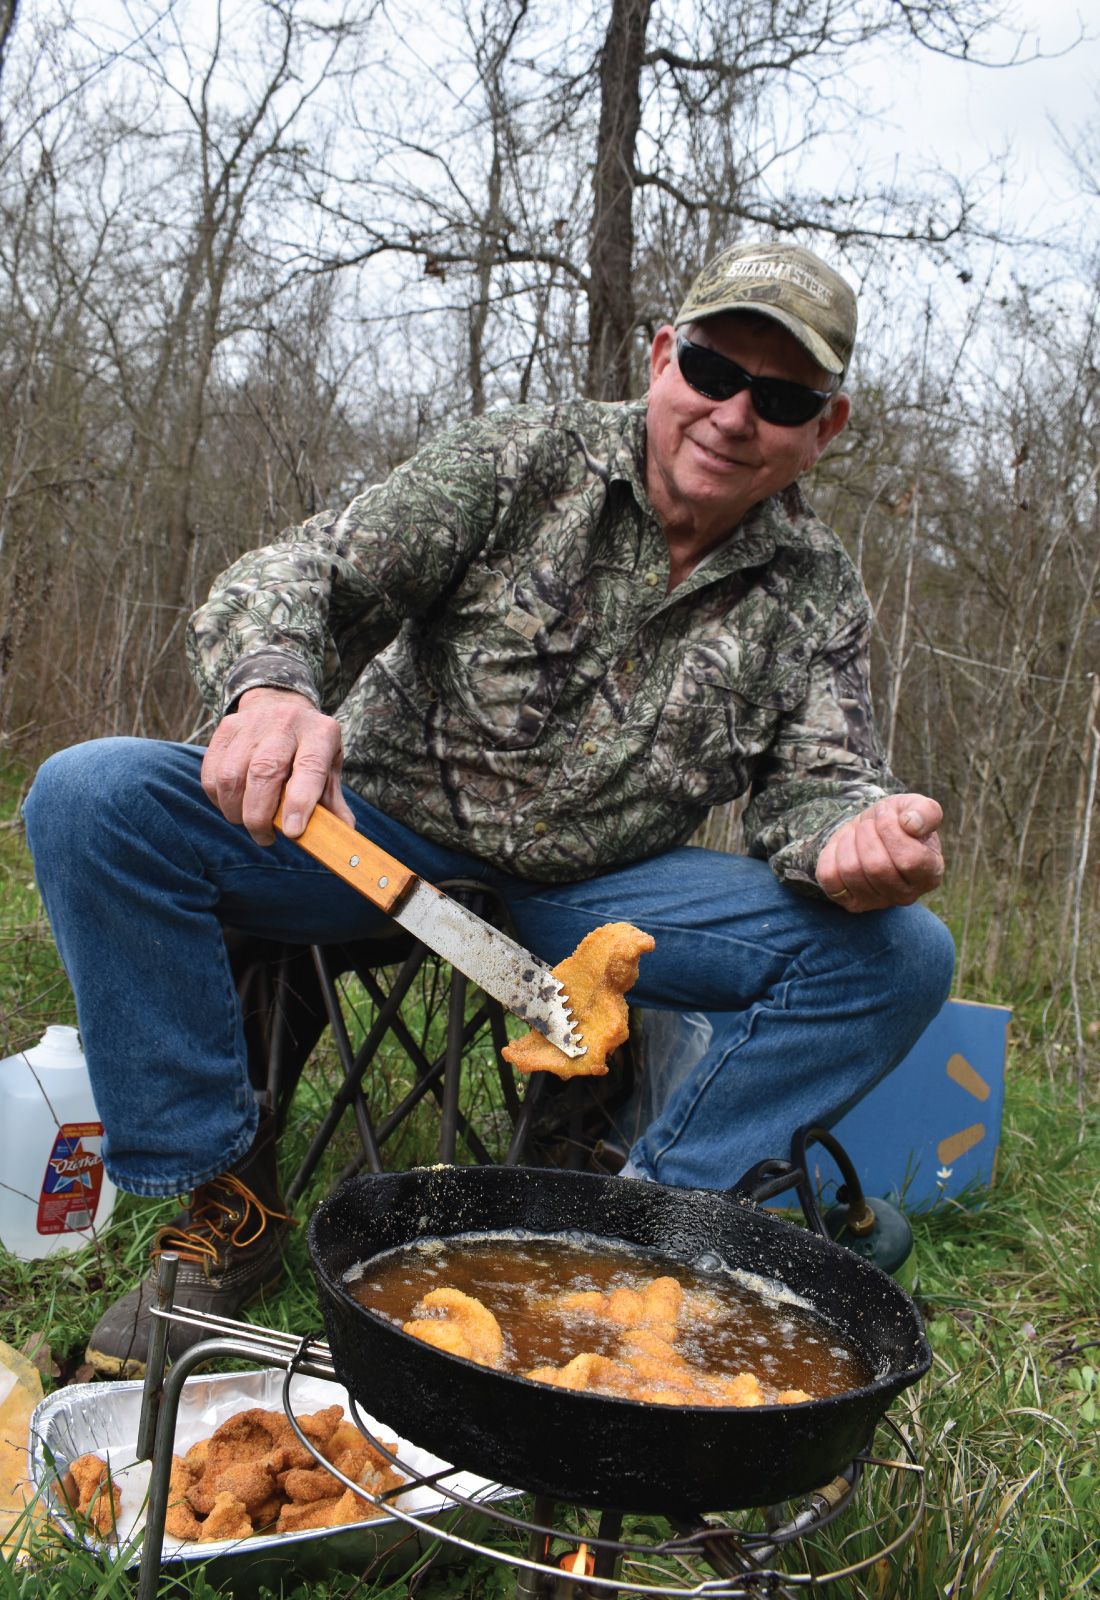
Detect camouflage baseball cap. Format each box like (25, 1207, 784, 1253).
(674, 241, 858, 376)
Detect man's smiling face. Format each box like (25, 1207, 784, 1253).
(644, 312, 850, 549)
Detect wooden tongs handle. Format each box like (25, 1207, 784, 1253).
(274, 800, 417, 915)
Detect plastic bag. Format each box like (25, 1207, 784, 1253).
(0, 1340, 44, 1554)
(611, 1009, 714, 1149)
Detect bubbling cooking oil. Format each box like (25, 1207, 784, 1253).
(346, 1232, 871, 1402)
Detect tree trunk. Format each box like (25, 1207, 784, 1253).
(586, 0, 652, 401)
(0, 0, 18, 87)
(469, 138, 503, 416)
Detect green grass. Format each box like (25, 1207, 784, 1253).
(2, 769, 1098, 1598)
(0, 763, 75, 1056)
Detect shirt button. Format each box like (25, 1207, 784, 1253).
(582, 739, 598, 755)
(622, 658, 636, 674)
(533, 821, 548, 836)
(643, 570, 660, 587)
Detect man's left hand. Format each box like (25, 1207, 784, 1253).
(815, 794, 945, 912)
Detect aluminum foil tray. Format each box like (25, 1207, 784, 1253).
(27, 1366, 516, 1590)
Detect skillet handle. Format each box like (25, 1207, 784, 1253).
(724, 1156, 831, 1239)
(725, 1158, 801, 1207)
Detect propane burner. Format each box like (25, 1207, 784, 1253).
(130, 1271, 925, 1600)
(350, 1416, 923, 1599)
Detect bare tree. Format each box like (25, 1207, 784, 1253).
(3, 0, 1099, 1036)
(586, 0, 652, 399)
(811, 255, 1100, 1010)
(0, 0, 17, 93)
(282, 0, 1028, 403)
(0, 0, 381, 741)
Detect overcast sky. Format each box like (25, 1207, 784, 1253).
(859, 0, 1095, 242)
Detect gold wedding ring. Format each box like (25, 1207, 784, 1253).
(829, 886, 850, 900)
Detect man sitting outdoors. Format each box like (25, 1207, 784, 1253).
(24, 240, 953, 1378)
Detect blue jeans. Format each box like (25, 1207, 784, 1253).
(23, 738, 955, 1196)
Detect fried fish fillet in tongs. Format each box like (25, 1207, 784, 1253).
(502, 921, 655, 1079)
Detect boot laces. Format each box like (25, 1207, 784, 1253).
(153, 1173, 290, 1270)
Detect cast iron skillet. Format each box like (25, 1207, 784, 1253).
(307, 1164, 930, 1513)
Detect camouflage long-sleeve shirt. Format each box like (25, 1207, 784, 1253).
(187, 398, 899, 885)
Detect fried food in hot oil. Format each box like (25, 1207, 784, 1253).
(620, 1327, 769, 1407)
(558, 1274, 684, 1339)
(681, 1289, 724, 1325)
(618, 1329, 712, 1402)
(402, 1287, 505, 1366)
(525, 1346, 709, 1405)
(524, 1278, 813, 1407)
(524, 1352, 634, 1394)
(555, 1289, 603, 1316)
(523, 1344, 775, 1407)
(619, 1326, 690, 1376)
(621, 1275, 682, 1333)
(710, 1371, 766, 1407)
(502, 921, 655, 1078)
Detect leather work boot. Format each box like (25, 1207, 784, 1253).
(85, 1110, 292, 1379)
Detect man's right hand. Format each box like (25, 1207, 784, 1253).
(200, 687, 356, 845)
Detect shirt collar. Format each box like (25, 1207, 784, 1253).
(609, 400, 650, 503)
(619, 398, 820, 561)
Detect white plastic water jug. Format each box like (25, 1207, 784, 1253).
(0, 1025, 118, 1260)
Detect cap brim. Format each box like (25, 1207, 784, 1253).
(674, 300, 845, 377)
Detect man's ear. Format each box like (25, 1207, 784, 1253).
(650, 324, 676, 384)
(804, 391, 850, 468)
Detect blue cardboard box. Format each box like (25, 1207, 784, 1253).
(825, 997, 1011, 1210)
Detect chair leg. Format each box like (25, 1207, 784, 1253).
(264, 949, 297, 1119)
(361, 1002, 499, 1169)
(438, 969, 468, 1163)
(284, 943, 426, 1204)
(226, 931, 331, 1132)
(266, 879, 606, 1192)
(349, 960, 504, 1167)
(490, 1004, 522, 1124)
(504, 1072, 547, 1165)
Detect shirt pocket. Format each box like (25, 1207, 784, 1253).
(652, 645, 809, 802)
(436, 562, 593, 750)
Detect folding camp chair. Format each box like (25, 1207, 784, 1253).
(225, 885, 634, 1204)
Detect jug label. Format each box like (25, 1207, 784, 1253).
(37, 1122, 107, 1234)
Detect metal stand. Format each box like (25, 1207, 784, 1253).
(131, 1257, 926, 1600)
(134, 1257, 342, 1600)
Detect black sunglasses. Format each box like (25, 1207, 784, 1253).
(675, 335, 835, 428)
